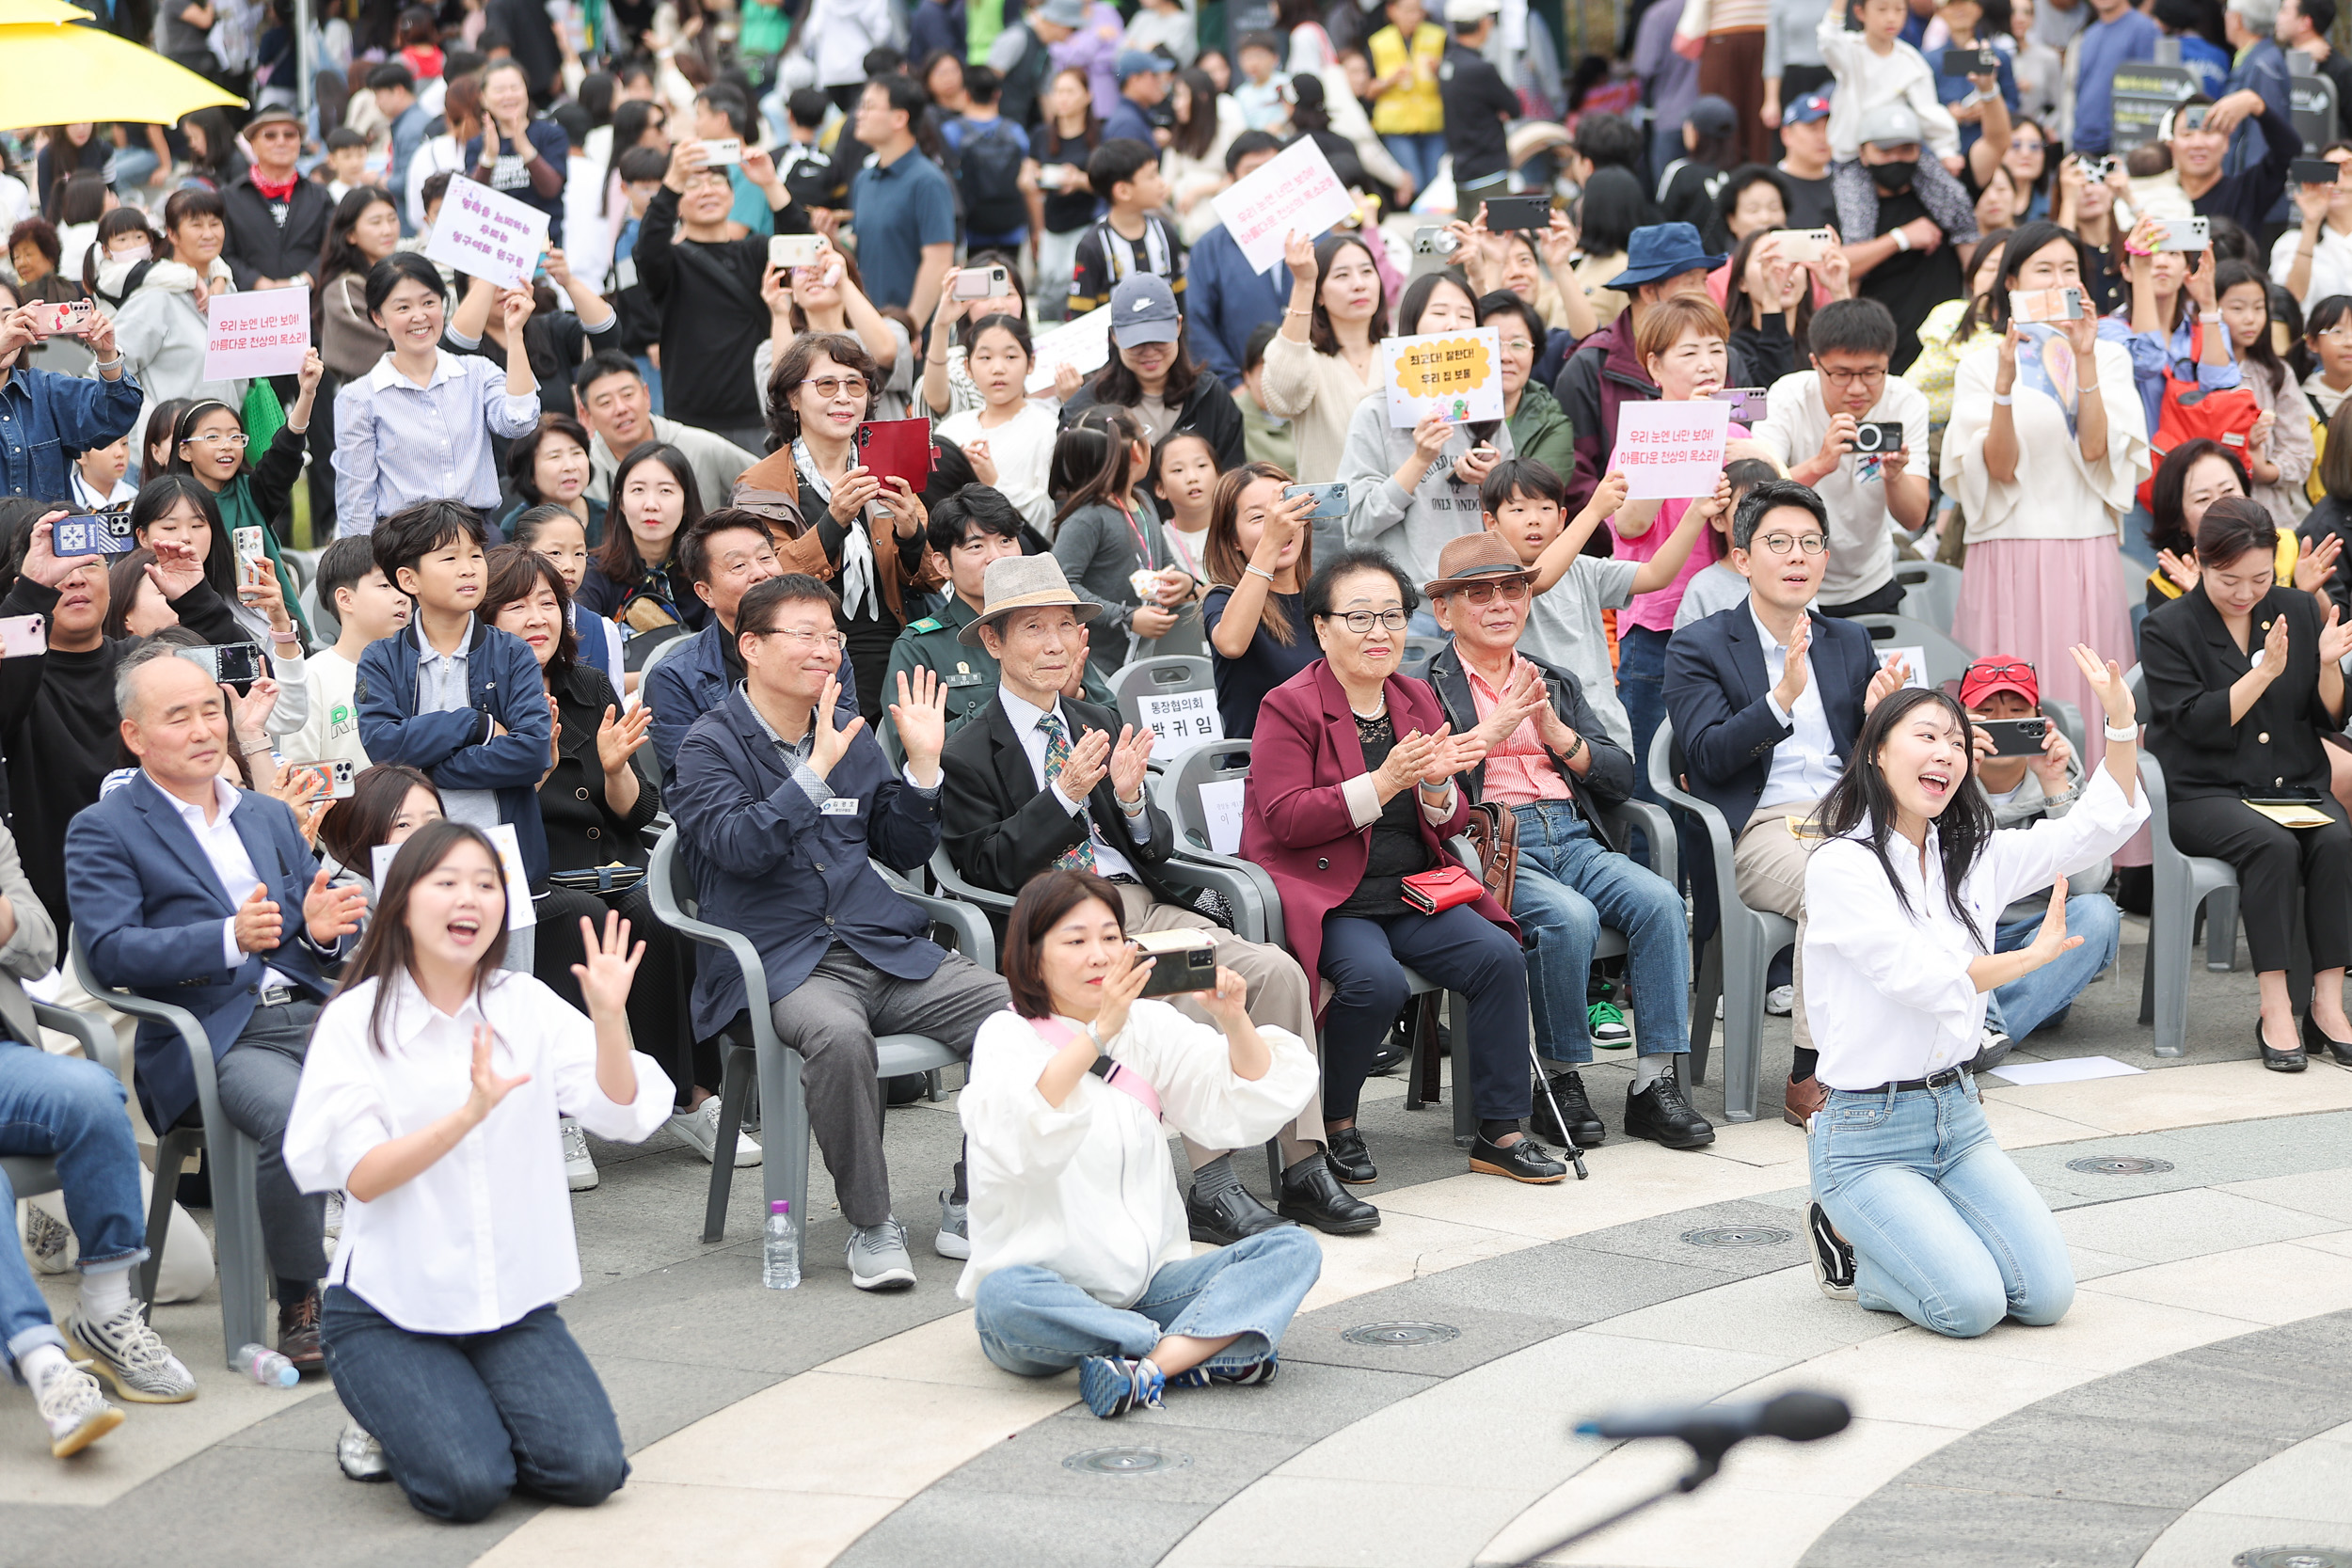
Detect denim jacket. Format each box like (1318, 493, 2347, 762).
(0, 362, 143, 500)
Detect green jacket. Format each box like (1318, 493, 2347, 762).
(1507, 382, 1578, 481)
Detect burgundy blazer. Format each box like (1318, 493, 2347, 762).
(1239, 659, 1516, 1008)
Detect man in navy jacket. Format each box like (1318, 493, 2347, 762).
(669, 575, 1008, 1292)
(1184, 133, 1288, 388)
(1661, 481, 1901, 1126)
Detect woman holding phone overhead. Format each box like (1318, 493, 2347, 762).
(156, 376, 319, 646)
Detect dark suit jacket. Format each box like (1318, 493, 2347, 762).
(65, 773, 341, 1132)
(218, 170, 336, 292)
(941, 693, 1180, 902)
(1662, 605, 1878, 833)
(2140, 582, 2342, 801)
(1424, 641, 1635, 835)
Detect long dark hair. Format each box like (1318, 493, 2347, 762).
(2147, 437, 2249, 555)
(1090, 320, 1203, 408)
(131, 473, 237, 603)
(1051, 409, 1142, 529)
(1042, 66, 1102, 152)
(602, 98, 667, 215)
(182, 107, 242, 182)
(2215, 259, 2289, 395)
(1205, 460, 1307, 645)
(1981, 220, 2090, 334)
(333, 819, 515, 1053)
(1169, 67, 1220, 160)
(103, 548, 161, 641)
(595, 440, 704, 587)
(1003, 867, 1126, 1020)
(1720, 227, 1820, 343)
(318, 185, 399, 286)
(1813, 687, 1994, 944)
(1306, 232, 1390, 355)
(317, 762, 438, 872)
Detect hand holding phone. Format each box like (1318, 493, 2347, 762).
(768, 232, 825, 269)
(53, 513, 135, 556)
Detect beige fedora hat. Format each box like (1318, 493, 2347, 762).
(959, 553, 1104, 646)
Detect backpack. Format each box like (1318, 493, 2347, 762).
(956, 119, 1028, 238)
(2137, 318, 2261, 513)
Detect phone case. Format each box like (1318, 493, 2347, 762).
(769, 233, 824, 269)
(1284, 482, 1348, 523)
(701, 137, 743, 165)
(1481, 196, 1551, 231)
(853, 419, 935, 490)
(0, 614, 44, 657)
(53, 515, 135, 556)
(2010, 287, 2084, 324)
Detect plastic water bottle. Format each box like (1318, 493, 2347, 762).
(232, 1343, 300, 1387)
(762, 1199, 801, 1290)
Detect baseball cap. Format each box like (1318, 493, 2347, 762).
(1857, 103, 1924, 149)
(1960, 657, 2040, 710)
(1109, 273, 1182, 346)
(1686, 95, 1737, 140)
(1443, 0, 1502, 22)
(1782, 90, 1833, 128)
(1117, 49, 1172, 81)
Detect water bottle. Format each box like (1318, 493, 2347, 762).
(232, 1343, 300, 1387)
(762, 1199, 801, 1290)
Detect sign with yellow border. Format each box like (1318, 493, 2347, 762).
(1382, 326, 1504, 427)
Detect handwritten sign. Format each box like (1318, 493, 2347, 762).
(423, 175, 549, 291)
(1609, 400, 1731, 500)
(1381, 326, 1505, 428)
(1025, 303, 1113, 394)
(373, 821, 536, 927)
(1136, 689, 1224, 763)
(1195, 778, 1247, 854)
(203, 284, 310, 380)
(1212, 135, 1359, 274)
(1877, 644, 1930, 690)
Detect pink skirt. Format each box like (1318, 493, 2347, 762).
(1955, 535, 2149, 866)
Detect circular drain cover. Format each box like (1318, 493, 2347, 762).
(1682, 1225, 1794, 1248)
(2066, 1156, 2177, 1176)
(1342, 1321, 1461, 1346)
(1063, 1447, 1189, 1475)
(2233, 1549, 2352, 1568)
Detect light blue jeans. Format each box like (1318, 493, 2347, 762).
(1512, 801, 1690, 1064)
(0, 1048, 150, 1369)
(1809, 1074, 2074, 1339)
(1985, 894, 2119, 1040)
(973, 1227, 1322, 1376)
(1380, 132, 1448, 191)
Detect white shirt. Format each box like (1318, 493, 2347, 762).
(163, 774, 302, 988)
(1750, 607, 1846, 814)
(1940, 338, 2149, 545)
(412, 617, 501, 832)
(281, 646, 369, 770)
(1802, 766, 2147, 1088)
(957, 1002, 1314, 1307)
(937, 402, 1061, 534)
(998, 688, 1152, 879)
(1755, 372, 1929, 606)
(284, 970, 674, 1334)
(2270, 222, 2352, 311)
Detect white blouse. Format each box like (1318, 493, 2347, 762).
(1802, 766, 2149, 1090)
(938, 400, 1062, 535)
(284, 970, 674, 1334)
(1942, 338, 2150, 546)
(956, 1002, 1316, 1309)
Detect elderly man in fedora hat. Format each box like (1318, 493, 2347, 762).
(940, 555, 1376, 1240)
(1422, 532, 1714, 1154)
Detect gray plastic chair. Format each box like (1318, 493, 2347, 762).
(1892, 559, 1963, 635)
(1109, 655, 1216, 736)
(630, 626, 695, 701)
(70, 932, 271, 1369)
(1399, 636, 1446, 679)
(1852, 612, 1979, 689)
(646, 829, 993, 1247)
(2126, 667, 2242, 1056)
(0, 1002, 125, 1241)
(298, 579, 335, 641)
(929, 834, 1272, 946)
(1143, 602, 1209, 660)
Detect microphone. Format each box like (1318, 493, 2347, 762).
(1578, 1391, 1851, 1449)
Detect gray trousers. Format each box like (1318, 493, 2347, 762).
(209, 999, 329, 1287)
(768, 945, 1009, 1228)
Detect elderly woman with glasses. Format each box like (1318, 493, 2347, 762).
(1239, 547, 1572, 1187)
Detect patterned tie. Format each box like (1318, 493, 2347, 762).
(1038, 713, 1099, 873)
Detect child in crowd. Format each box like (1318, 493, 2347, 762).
(1233, 323, 1297, 473)
(1066, 139, 1187, 316)
(72, 436, 135, 510)
(1150, 429, 1219, 586)
(1231, 31, 1291, 131)
(1051, 407, 1184, 680)
(511, 502, 627, 686)
(323, 127, 371, 200)
(1816, 0, 1960, 166)
(935, 311, 1061, 532)
(774, 87, 837, 210)
(285, 533, 411, 771)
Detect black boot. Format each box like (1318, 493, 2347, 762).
(1278, 1157, 1381, 1233)
(1531, 1069, 1605, 1148)
(1624, 1069, 1715, 1149)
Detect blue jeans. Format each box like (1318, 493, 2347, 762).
(320, 1287, 628, 1524)
(1809, 1075, 2074, 1338)
(1615, 626, 1669, 813)
(0, 1047, 149, 1368)
(1320, 902, 1534, 1122)
(113, 147, 160, 190)
(1381, 132, 1448, 191)
(635, 353, 663, 416)
(1511, 802, 1691, 1065)
(1986, 894, 2120, 1040)
(973, 1227, 1322, 1376)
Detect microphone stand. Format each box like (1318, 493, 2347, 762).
(1501, 1435, 1737, 1567)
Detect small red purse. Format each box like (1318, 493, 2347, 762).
(1400, 864, 1483, 915)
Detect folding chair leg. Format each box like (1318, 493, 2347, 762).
(1406, 997, 1440, 1111)
(2206, 886, 2241, 973)
(703, 1043, 755, 1244)
(136, 1129, 195, 1308)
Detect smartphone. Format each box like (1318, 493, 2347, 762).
(52, 513, 135, 556)
(1481, 195, 1551, 232)
(1977, 715, 2050, 756)
(2177, 104, 2211, 133)
(1767, 227, 1836, 264)
(173, 641, 265, 685)
(2076, 154, 2117, 182)
(2245, 794, 2326, 807)
(1713, 387, 1770, 422)
(1851, 420, 1906, 455)
(699, 136, 743, 166)
(2292, 157, 2343, 187)
(1412, 225, 1462, 257)
(950, 264, 1012, 300)
(231, 526, 266, 577)
(2150, 216, 2211, 252)
(0, 613, 44, 658)
(767, 232, 825, 269)
(1938, 45, 1999, 75)
(25, 299, 94, 338)
(1282, 481, 1349, 525)
(289, 758, 358, 799)
(1131, 929, 1218, 997)
(2010, 286, 2086, 323)
(852, 418, 935, 489)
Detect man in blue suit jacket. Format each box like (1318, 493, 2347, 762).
(66, 646, 368, 1368)
(1661, 481, 1903, 1127)
(1184, 132, 1289, 388)
(669, 575, 1008, 1292)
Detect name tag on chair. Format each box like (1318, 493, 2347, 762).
(821, 798, 860, 816)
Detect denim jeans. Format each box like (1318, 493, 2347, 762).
(320, 1286, 628, 1524)
(1380, 132, 1449, 191)
(1809, 1075, 2074, 1338)
(1511, 802, 1691, 1065)
(1615, 626, 1670, 813)
(0, 1048, 149, 1367)
(972, 1227, 1323, 1377)
(1985, 895, 2120, 1040)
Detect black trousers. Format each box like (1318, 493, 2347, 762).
(2166, 792, 2352, 973)
(530, 881, 713, 1102)
(1821, 578, 1906, 619)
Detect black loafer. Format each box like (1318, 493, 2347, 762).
(1531, 1069, 1605, 1148)
(1324, 1125, 1377, 1184)
(1469, 1132, 1567, 1183)
(1624, 1073, 1716, 1149)
(1185, 1182, 1295, 1245)
(2260, 1022, 2309, 1073)
(1279, 1158, 1382, 1233)
(2301, 1013, 2352, 1067)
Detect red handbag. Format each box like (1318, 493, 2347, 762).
(1400, 864, 1483, 915)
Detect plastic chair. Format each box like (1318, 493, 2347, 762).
(298, 579, 335, 641)
(1144, 602, 1208, 660)
(630, 627, 695, 705)
(69, 932, 271, 1370)
(1852, 612, 1979, 689)
(646, 830, 993, 1248)
(2126, 668, 2242, 1056)
(1399, 636, 1446, 679)
(1892, 559, 1963, 635)
(0, 1002, 125, 1235)
(1110, 654, 1215, 723)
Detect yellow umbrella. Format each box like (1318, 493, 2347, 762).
(0, 18, 245, 131)
(0, 0, 97, 21)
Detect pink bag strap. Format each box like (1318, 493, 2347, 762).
(1028, 1017, 1163, 1123)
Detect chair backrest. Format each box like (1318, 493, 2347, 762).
(1110, 655, 1214, 733)
(1399, 636, 1445, 679)
(1156, 736, 1254, 853)
(649, 828, 699, 924)
(1851, 612, 1978, 690)
(300, 579, 336, 640)
(1892, 560, 1963, 634)
(633, 626, 694, 702)
(1144, 603, 1208, 660)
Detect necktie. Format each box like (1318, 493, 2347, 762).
(1038, 713, 1098, 873)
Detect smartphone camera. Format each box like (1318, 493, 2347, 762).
(1851, 421, 1905, 455)
(1413, 226, 1461, 257)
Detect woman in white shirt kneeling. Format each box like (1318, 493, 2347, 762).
(285, 821, 673, 1520)
(960, 869, 1324, 1419)
(1801, 648, 2147, 1339)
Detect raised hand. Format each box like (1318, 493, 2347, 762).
(2297, 531, 2344, 599)
(1093, 941, 1153, 1043)
(233, 882, 282, 954)
(462, 1023, 532, 1125)
(2068, 642, 2137, 726)
(888, 666, 949, 774)
(303, 867, 368, 944)
(295, 346, 325, 400)
(569, 908, 645, 1018)
(1774, 613, 1813, 712)
(963, 436, 997, 485)
(82, 307, 117, 365)
(596, 702, 653, 775)
(1996, 321, 2022, 391)
(229, 675, 280, 742)
(809, 674, 866, 779)
(1052, 360, 1086, 402)
(2321, 600, 2352, 667)
(146, 537, 206, 600)
(1476, 658, 1549, 749)
(1865, 654, 1910, 712)
(2026, 875, 2086, 969)
(760, 261, 794, 319)
(1199, 963, 1250, 1025)
(2030, 712, 2075, 790)
(19, 514, 74, 588)
(1107, 722, 1154, 801)
(1375, 728, 1438, 799)
(500, 284, 535, 334)
(1283, 228, 1318, 288)
(2156, 546, 2201, 593)
(1584, 468, 1630, 519)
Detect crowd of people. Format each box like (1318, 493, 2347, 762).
(4, 0, 2352, 1528)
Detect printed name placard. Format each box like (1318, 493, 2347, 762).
(373, 821, 536, 927)
(203, 285, 310, 380)
(423, 176, 549, 291)
(1381, 326, 1505, 428)
(1609, 400, 1731, 500)
(1877, 645, 1930, 690)
(1195, 778, 1247, 855)
(1025, 303, 1113, 394)
(1136, 689, 1224, 763)
(1212, 135, 1358, 274)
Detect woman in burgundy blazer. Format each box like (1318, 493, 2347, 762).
(1239, 549, 1570, 1188)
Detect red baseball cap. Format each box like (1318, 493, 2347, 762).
(1960, 657, 2039, 709)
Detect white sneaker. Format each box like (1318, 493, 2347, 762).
(23, 1204, 71, 1274)
(667, 1097, 761, 1167)
(934, 1190, 971, 1259)
(35, 1361, 122, 1457)
(338, 1418, 389, 1481)
(65, 1300, 197, 1403)
(1766, 985, 1795, 1017)
(560, 1117, 599, 1191)
(324, 1191, 344, 1241)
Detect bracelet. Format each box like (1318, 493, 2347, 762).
(2103, 718, 2139, 741)
(1246, 563, 1277, 582)
(1284, 307, 1313, 315)
(1891, 228, 1913, 252)
(1993, 392, 2013, 405)
(241, 739, 273, 757)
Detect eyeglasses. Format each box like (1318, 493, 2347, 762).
(182, 432, 250, 448)
(1753, 532, 1828, 557)
(758, 626, 847, 651)
(1501, 337, 1536, 354)
(1817, 366, 1886, 388)
(1965, 658, 2036, 683)
(800, 375, 869, 400)
(2318, 327, 2352, 343)
(1449, 578, 1530, 605)
(1325, 608, 1410, 633)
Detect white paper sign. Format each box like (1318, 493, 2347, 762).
(1381, 326, 1507, 428)
(372, 821, 536, 929)
(1984, 1054, 2145, 1086)
(424, 175, 550, 291)
(202, 284, 310, 380)
(1025, 303, 1114, 394)
(1877, 645, 1930, 690)
(1609, 400, 1731, 499)
(1212, 135, 1359, 274)
(1195, 778, 1247, 854)
(1136, 688, 1224, 762)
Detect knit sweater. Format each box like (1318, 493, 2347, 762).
(1260, 330, 1375, 485)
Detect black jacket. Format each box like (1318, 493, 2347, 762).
(2300, 497, 2352, 619)
(1424, 641, 1635, 843)
(1438, 40, 1517, 183)
(1661, 604, 1879, 834)
(1058, 372, 1248, 473)
(539, 660, 661, 872)
(633, 183, 811, 431)
(2140, 582, 2343, 802)
(218, 170, 337, 292)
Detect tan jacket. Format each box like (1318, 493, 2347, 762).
(729, 449, 946, 621)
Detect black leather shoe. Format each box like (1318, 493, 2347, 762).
(1469, 1132, 1568, 1183)
(1624, 1073, 1716, 1149)
(1531, 1069, 1605, 1148)
(1324, 1125, 1377, 1184)
(2261, 1022, 2309, 1073)
(2301, 1013, 2352, 1067)
(277, 1287, 325, 1372)
(1279, 1159, 1381, 1233)
(1366, 1039, 1408, 1076)
(1186, 1181, 1295, 1245)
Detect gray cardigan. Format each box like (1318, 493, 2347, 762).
(1764, 0, 1830, 78)
(1336, 395, 1518, 594)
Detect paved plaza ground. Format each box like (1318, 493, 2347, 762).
(9, 910, 2352, 1568)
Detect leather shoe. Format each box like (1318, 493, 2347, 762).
(278, 1287, 325, 1371)
(1324, 1125, 1377, 1184)
(1279, 1158, 1381, 1233)
(1624, 1073, 1716, 1149)
(1531, 1069, 1605, 1148)
(2260, 1022, 2309, 1073)
(1783, 1074, 1828, 1129)
(1186, 1181, 1294, 1245)
(1470, 1132, 1568, 1183)
(2301, 1013, 2352, 1067)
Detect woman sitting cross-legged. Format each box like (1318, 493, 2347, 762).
(961, 869, 1325, 1419)
(284, 822, 674, 1519)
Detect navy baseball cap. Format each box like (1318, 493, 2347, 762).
(1782, 90, 1833, 128)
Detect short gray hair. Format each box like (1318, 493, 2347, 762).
(2232, 0, 2280, 34)
(114, 638, 195, 721)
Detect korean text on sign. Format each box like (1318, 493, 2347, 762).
(1136, 689, 1224, 763)
(1608, 400, 1731, 500)
(1211, 137, 1359, 275)
(423, 177, 551, 292)
(203, 285, 311, 380)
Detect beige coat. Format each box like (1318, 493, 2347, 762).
(1260, 330, 1375, 485)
